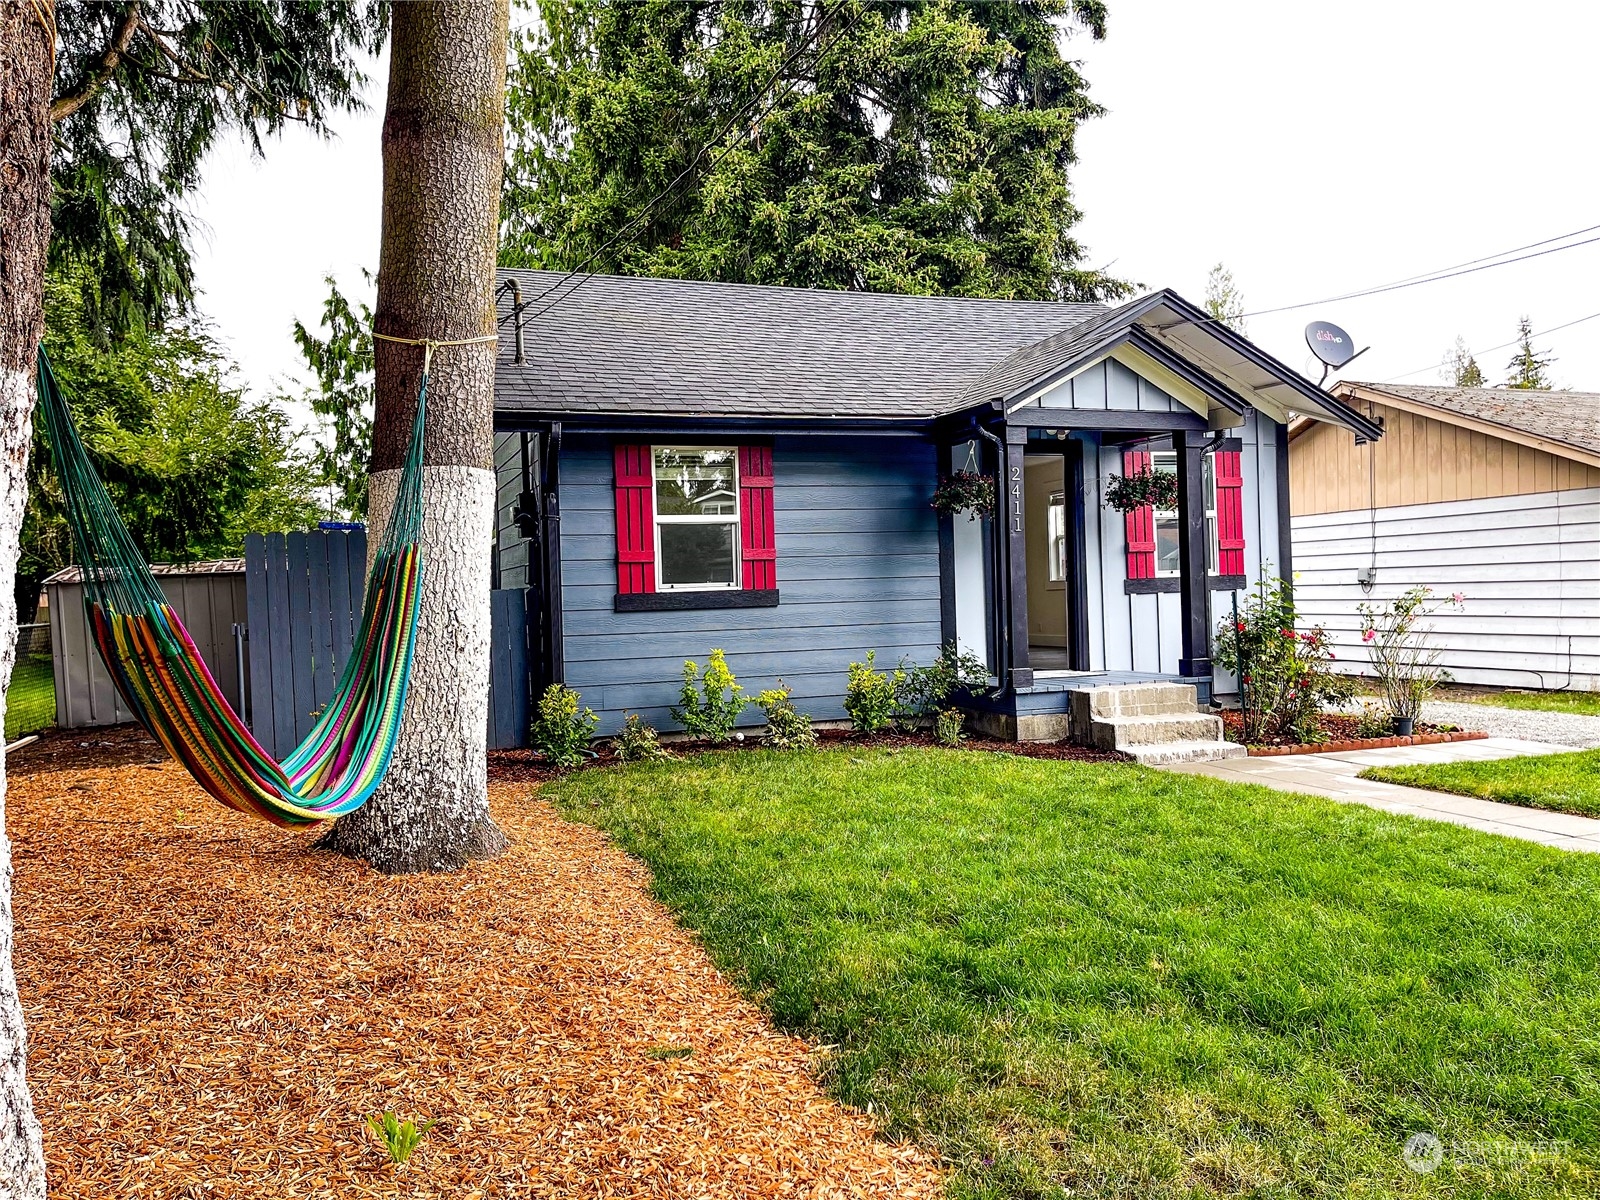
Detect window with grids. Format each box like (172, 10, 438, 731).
(1150, 450, 1218, 576)
(653, 447, 740, 589)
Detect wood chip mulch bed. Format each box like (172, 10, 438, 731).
(10, 727, 943, 1199)
(1219, 711, 1489, 757)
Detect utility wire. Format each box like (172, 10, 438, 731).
(1381, 309, 1600, 384)
(501, 1, 854, 326)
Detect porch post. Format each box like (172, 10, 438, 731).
(1001, 425, 1032, 689)
(1175, 430, 1211, 681)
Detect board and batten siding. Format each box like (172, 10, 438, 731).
(1293, 488, 1600, 690)
(1291, 400, 1600, 516)
(559, 433, 943, 734)
(1080, 408, 1282, 685)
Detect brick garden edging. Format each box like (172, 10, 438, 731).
(1247, 730, 1489, 757)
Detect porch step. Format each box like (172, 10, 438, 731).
(1123, 739, 1248, 766)
(1068, 682, 1244, 763)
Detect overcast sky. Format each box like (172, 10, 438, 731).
(190, 0, 1600, 411)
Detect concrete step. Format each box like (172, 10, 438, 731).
(1125, 739, 1248, 766)
(1071, 682, 1201, 724)
(1088, 712, 1226, 750)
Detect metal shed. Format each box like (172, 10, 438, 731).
(45, 559, 248, 730)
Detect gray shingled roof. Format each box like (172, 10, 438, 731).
(495, 269, 1105, 420)
(1353, 383, 1600, 459)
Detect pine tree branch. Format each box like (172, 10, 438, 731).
(50, 1, 142, 123)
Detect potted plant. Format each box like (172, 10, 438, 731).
(930, 471, 995, 521)
(1104, 464, 1179, 513)
(1359, 587, 1464, 734)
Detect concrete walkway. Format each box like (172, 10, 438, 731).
(1166, 737, 1600, 853)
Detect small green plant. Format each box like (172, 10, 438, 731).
(755, 684, 817, 748)
(934, 707, 966, 746)
(844, 650, 904, 734)
(898, 642, 989, 719)
(366, 1110, 437, 1166)
(612, 712, 668, 761)
(1353, 701, 1391, 740)
(530, 683, 598, 767)
(672, 648, 747, 741)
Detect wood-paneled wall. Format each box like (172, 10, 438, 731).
(1291, 400, 1600, 515)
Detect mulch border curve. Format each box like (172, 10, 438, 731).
(1247, 730, 1490, 757)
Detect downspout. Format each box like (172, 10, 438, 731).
(974, 423, 1011, 691)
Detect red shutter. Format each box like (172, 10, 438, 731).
(1122, 449, 1156, 579)
(1215, 446, 1245, 576)
(739, 444, 776, 590)
(614, 444, 656, 594)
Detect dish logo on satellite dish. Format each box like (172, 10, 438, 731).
(1305, 320, 1359, 369)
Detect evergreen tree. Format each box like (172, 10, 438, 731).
(1203, 263, 1246, 334)
(22, 266, 322, 618)
(285, 275, 376, 521)
(503, 0, 1128, 301)
(1504, 316, 1554, 389)
(48, 2, 386, 336)
(1444, 335, 1484, 387)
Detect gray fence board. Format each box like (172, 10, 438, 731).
(244, 529, 528, 756)
(487, 589, 528, 749)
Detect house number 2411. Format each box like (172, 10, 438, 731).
(1010, 464, 1022, 533)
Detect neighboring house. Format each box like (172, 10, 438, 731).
(1292, 382, 1600, 691)
(490, 271, 1380, 739)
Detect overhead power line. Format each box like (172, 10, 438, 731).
(1381, 309, 1600, 384)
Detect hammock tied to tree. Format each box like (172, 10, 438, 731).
(32, 336, 476, 829)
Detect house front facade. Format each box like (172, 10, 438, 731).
(490, 271, 1381, 740)
(1292, 382, 1600, 691)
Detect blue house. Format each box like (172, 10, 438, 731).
(489, 271, 1380, 741)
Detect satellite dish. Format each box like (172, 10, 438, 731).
(1304, 319, 1369, 387)
(1305, 320, 1358, 368)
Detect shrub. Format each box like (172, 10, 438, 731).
(934, 707, 966, 746)
(366, 1111, 437, 1165)
(844, 650, 903, 734)
(1214, 573, 1355, 744)
(612, 712, 668, 761)
(530, 684, 598, 767)
(672, 649, 747, 741)
(1359, 586, 1464, 723)
(754, 684, 817, 748)
(898, 642, 989, 719)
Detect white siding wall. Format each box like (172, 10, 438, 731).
(1082, 409, 1282, 680)
(1293, 488, 1600, 690)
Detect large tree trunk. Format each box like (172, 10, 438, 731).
(319, 0, 510, 874)
(0, 6, 53, 1197)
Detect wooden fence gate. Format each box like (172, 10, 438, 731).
(243, 530, 529, 758)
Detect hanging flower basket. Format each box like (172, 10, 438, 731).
(1104, 466, 1178, 513)
(931, 471, 995, 521)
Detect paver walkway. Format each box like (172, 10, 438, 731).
(1167, 736, 1600, 853)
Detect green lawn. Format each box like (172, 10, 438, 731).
(4, 657, 55, 741)
(1362, 749, 1600, 819)
(1466, 690, 1600, 717)
(551, 747, 1600, 1199)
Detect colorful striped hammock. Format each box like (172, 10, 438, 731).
(34, 346, 426, 828)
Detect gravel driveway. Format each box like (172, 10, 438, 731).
(1424, 700, 1600, 749)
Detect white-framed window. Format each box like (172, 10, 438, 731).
(1151, 450, 1219, 577)
(652, 446, 740, 589)
(1046, 491, 1067, 582)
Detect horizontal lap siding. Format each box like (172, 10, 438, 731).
(1293, 488, 1600, 690)
(560, 434, 942, 734)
